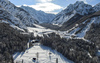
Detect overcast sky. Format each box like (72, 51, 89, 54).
(8, 0, 100, 14)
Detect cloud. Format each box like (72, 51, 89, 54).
(47, 12, 58, 14)
(20, 0, 62, 14)
(23, 3, 63, 14)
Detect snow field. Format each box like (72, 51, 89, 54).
(13, 44, 73, 63)
(26, 24, 55, 37)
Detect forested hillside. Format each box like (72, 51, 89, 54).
(40, 33, 99, 63)
(0, 23, 31, 63)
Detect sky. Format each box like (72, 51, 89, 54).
(8, 0, 100, 14)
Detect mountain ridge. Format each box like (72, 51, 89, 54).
(0, 0, 39, 27)
(52, 1, 98, 25)
(21, 5, 56, 23)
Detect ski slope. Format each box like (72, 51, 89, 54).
(13, 43, 73, 63)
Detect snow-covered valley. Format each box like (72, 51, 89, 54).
(26, 24, 56, 37)
(1, 0, 100, 63)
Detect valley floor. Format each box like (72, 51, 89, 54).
(13, 43, 73, 63)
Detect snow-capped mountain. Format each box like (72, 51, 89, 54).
(58, 9, 100, 39)
(21, 6, 56, 23)
(0, 6, 27, 32)
(0, 6, 23, 27)
(52, 1, 95, 25)
(0, 0, 38, 27)
(93, 3, 100, 12)
(1, 0, 100, 63)
(51, 1, 100, 39)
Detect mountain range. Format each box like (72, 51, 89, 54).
(52, 1, 97, 25)
(1, 0, 100, 63)
(51, 1, 100, 38)
(21, 5, 55, 23)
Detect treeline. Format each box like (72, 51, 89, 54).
(85, 23, 100, 49)
(40, 33, 99, 63)
(0, 23, 32, 63)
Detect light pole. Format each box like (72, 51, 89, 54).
(56, 58, 58, 63)
(36, 52, 39, 63)
(22, 59, 23, 63)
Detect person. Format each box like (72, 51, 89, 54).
(49, 52, 52, 56)
(49, 52, 52, 60)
